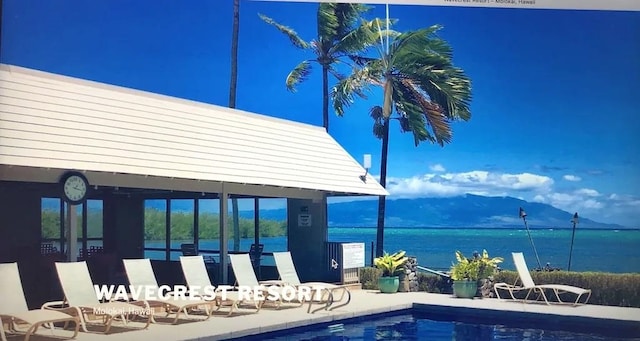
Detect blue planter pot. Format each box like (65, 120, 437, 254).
(453, 280, 478, 298)
(378, 276, 400, 293)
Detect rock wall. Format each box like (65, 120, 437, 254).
(399, 257, 420, 292)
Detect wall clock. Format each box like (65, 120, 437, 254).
(60, 171, 89, 205)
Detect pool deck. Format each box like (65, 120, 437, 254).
(15, 290, 640, 341)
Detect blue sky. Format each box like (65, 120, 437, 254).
(2, 1, 639, 226)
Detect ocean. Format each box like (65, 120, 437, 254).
(145, 228, 640, 274)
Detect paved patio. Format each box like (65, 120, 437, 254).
(11, 290, 640, 341)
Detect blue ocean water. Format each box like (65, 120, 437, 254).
(239, 312, 638, 341)
(145, 228, 640, 273)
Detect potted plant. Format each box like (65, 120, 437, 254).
(374, 250, 408, 293)
(450, 250, 503, 298)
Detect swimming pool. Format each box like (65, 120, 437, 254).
(233, 312, 639, 341)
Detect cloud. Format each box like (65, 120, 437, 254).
(371, 168, 638, 227)
(429, 164, 446, 172)
(385, 171, 554, 199)
(563, 174, 582, 182)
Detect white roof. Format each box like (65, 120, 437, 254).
(0, 64, 388, 197)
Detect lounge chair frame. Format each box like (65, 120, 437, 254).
(43, 261, 151, 334)
(271, 252, 352, 313)
(494, 252, 592, 305)
(179, 255, 258, 316)
(0, 262, 80, 341)
(228, 254, 304, 310)
(122, 258, 216, 324)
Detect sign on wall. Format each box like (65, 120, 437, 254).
(341, 243, 365, 269)
(298, 213, 311, 227)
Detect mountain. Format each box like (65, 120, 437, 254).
(323, 194, 624, 229)
(245, 194, 623, 229)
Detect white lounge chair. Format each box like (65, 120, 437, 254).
(122, 258, 216, 323)
(44, 261, 151, 334)
(494, 252, 592, 305)
(179, 256, 252, 316)
(228, 253, 303, 310)
(0, 262, 79, 341)
(272, 251, 351, 313)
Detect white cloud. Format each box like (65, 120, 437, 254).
(429, 164, 446, 172)
(369, 169, 638, 227)
(563, 174, 582, 182)
(385, 170, 553, 199)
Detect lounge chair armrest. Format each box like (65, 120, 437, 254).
(41, 300, 68, 309)
(41, 300, 77, 315)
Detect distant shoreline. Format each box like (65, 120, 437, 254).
(328, 226, 640, 231)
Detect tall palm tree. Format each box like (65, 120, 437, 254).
(229, 0, 241, 252)
(332, 19, 473, 257)
(259, 3, 372, 132)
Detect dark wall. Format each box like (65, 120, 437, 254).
(287, 198, 328, 282)
(0, 181, 149, 308)
(0, 181, 61, 308)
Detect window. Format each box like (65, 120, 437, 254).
(40, 197, 104, 259)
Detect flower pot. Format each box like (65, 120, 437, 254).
(452, 280, 477, 298)
(378, 276, 400, 293)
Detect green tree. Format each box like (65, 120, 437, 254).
(259, 3, 373, 132)
(332, 18, 472, 257)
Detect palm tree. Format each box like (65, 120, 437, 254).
(332, 18, 473, 257)
(229, 0, 241, 252)
(259, 3, 372, 132)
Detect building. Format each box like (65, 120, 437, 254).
(0, 64, 387, 308)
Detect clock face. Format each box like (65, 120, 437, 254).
(63, 174, 88, 203)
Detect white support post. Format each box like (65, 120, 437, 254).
(66, 204, 78, 262)
(219, 185, 229, 284)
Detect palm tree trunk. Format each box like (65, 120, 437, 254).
(229, 0, 241, 252)
(322, 64, 329, 132)
(375, 118, 390, 257)
(228, 0, 239, 108)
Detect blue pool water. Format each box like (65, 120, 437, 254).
(235, 312, 639, 341)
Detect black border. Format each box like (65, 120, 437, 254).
(59, 171, 89, 205)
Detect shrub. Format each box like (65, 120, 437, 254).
(360, 267, 640, 307)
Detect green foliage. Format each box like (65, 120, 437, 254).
(363, 266, 640, 307)
(42, 209, 103, 239)
(143, 208, 286, 241)
(373, 250, 408, 277)
(450, 250, 503, 281)
(494, 270, 640, 308)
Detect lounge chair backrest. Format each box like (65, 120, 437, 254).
(55, 261, 100, 307)
(273, 252, 302, 285)
(180, 256, 212, 288)
(228, 254, 259, 287)
(0, 262, 29, 314)
(512, 252, 537, 288)
(123, 258, 159, 289)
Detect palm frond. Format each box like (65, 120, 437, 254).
(331, 66, 379, 116)
(258, 13, 309, 50)
(285, 60, 313, 92)
(327, 66, 345, 81)
(396, 77, 453, 146)
(370, 106, 385, 139)
(331, 18, 386, 55)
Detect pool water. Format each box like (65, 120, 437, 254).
(242, 313, 639, 341)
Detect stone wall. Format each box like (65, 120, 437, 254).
(399, 257, 420, 292)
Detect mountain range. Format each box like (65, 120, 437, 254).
(246, 194, 624, 229)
